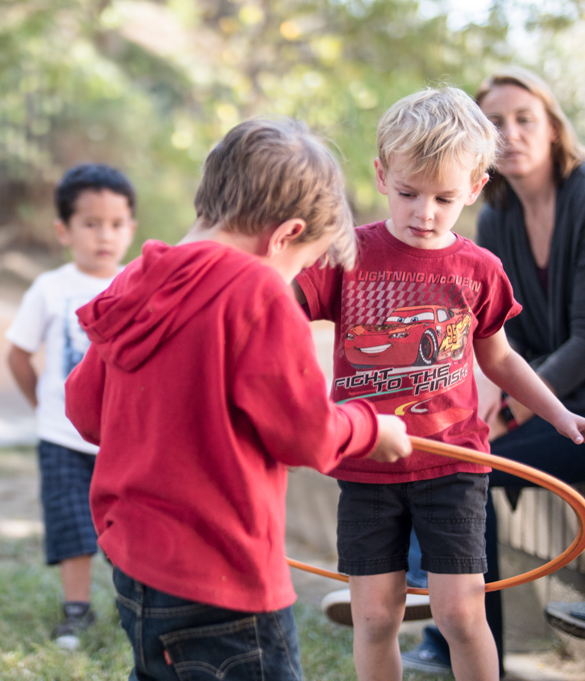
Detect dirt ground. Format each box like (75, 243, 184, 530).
(1, 266, 585, 680)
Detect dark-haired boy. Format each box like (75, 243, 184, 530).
(6, 163, 136, 649)
(65, 118, 412, 681)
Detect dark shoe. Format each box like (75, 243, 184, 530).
(321, 589, 432, 627)
(545, 601, 585, 639)
(53, 602, 96, 650)
(401, 642, 452, 675)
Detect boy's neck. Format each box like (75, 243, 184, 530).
(181, 222, 269, 256)
(73, 262, 120, 279)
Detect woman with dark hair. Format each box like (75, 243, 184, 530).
(403, 66, 585, 677)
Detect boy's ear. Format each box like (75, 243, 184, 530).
(54, 219, 72, 246)
(465, 173, 490, 206)
(374, 158, 388, 195)
(265, 218, 307, 257)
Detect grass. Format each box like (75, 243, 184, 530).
(0, 438, 449, 681)
(0, 535, 131, 680)
(0, 533, 452, 680)
(296, 602, 453, 681)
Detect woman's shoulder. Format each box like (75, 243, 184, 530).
(475, 200, 509, 249)
(555, 164, 585, 226)
(561, 163, 585, 194)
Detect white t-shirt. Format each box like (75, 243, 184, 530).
(6, 263, 118, 454)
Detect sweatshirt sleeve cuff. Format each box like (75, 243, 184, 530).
(336, 399, 379, 459)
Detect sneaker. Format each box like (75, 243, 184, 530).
(321, 589, 353, 626)
(321, 589, 432, 627)
(545, 601, 585, 640)
(401, 643, 452, 675)
(53, 602, 96, 650)
(403, 594, 433, 622)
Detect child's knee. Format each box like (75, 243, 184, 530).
(432, 599, 486, 643)
(352, 600, 404, 641)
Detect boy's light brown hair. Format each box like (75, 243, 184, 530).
(195, 117, 356, 268)
(377, 87, 498, 183)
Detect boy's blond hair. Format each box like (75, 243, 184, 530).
(195, 117, 356, 268)
(377, 87, 498, 183)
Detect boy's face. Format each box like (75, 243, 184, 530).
(374, 153, 487, 250)
(55, 189, 136, 278)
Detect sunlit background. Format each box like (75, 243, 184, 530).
(4, 0, 585, 441)
(1, 9, 585, 675)
(2, 0, 585, 260)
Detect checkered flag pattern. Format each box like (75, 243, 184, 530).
(342, 278, 480, 330)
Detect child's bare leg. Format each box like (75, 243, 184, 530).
(350, 571, 407, 681)
(60, 555, 92, 602)
(428, 573, 498, 681)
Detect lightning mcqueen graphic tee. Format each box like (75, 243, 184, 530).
(296, 221, 522, 483)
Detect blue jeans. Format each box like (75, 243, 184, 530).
(113, 567, 303, 681)
(406, 527, 428, 588)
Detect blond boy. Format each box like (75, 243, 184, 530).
(294, 89, 585, 681)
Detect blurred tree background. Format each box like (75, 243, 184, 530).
(0, 0, 584, 265)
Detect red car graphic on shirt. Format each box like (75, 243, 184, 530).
(344, 305, 471, 370)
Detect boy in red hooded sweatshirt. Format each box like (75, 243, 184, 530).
(65, 118, 412, 681)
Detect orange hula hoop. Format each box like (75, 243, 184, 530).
(286, 435, 585, 595)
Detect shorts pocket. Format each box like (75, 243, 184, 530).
(338, 481, 383, 527)
(160, 616, 263, 681)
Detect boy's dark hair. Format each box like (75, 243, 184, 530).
(55, 163, 136, 223)
(194, 117, 355, 268)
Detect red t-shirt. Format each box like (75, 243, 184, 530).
(65, 240, 378, 612)
(296, 221, 522, 483)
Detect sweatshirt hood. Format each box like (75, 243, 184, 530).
(77, 239, 255, 371)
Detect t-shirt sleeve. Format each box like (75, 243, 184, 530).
(5, 278, 48, 353)
(294, 260, 344, 323)
(230, 291, 378, 473)
(473, 248, 522, 339)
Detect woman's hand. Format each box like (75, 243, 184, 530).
(505, 397, 534, 427)
(489, 413, 510, 442)
(475, 363, 502, 427)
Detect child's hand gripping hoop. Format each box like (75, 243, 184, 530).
(287, 435, 585, 594)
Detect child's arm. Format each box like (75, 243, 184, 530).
(65, 344, 105, 446)
(474, 328, 585, 444)
(7, 344, 38, 408)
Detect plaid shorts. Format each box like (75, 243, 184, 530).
(38, 440, 98, 565)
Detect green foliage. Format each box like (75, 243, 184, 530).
(0, 0, 582, 251)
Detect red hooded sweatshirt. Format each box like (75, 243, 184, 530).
(65, 239, 378, 612)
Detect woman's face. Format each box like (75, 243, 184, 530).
(479, 83, 557, 182)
